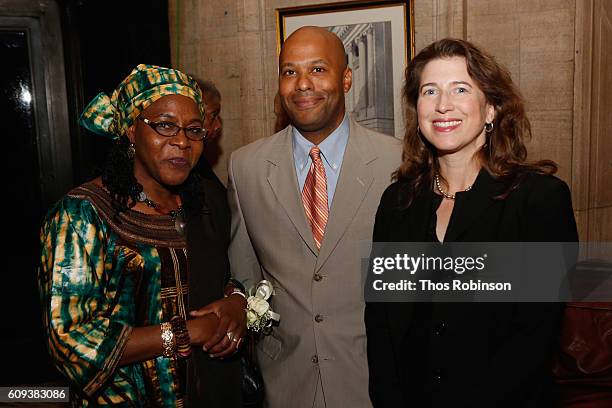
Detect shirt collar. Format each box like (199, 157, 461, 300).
(292, 114, 349, 173)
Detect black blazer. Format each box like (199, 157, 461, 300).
(365, 170, 578, 408)
(184, 160, 243, 408)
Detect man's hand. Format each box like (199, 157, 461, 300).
(190, 294, 247, 358)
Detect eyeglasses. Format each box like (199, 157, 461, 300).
(138, 117, 207, 141)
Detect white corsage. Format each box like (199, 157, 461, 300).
(246, 280, 280, 332)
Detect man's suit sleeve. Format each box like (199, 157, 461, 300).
(227, 152, 263, 289)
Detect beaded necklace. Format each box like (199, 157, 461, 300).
(434, 173, 474, 200)
(137, 191, 186, 234)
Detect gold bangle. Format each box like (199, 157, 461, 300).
(160, 322, 176, 358)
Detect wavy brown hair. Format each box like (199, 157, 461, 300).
(397, 38, 556, 206)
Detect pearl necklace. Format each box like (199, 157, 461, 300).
(137, 191, 186, 234)
(434, 173, 473, 200)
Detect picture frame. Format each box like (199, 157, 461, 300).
(276, 0, 415, 138)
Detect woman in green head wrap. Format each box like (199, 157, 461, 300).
(39, 64, 244, 407)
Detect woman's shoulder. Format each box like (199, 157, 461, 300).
(520, 172, 569, 189)
(512, 172, 572, 203)
(509, 172, 578, 241)
(380, 180, 407, 207)
(43, 182, 107, 231)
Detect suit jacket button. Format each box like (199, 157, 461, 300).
(313, 273, 323, 281)
(312, 355, 319, 364)
(433, 368, 443, 383)
(314, 314, 324, 323)
(434, 322, 446, 335)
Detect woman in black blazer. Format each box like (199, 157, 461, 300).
(365, 39, 578, 408)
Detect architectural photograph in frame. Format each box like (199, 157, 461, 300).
(277, 0, 414, 138)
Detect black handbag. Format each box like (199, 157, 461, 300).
(241, 332, 264, 408)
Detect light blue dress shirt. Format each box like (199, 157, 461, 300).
(292, 114, 350, 206)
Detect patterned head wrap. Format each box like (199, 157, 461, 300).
(79, 64, 204, 139)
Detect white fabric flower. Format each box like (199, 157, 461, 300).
(248, 296, 270, 317)
(246, 309, 258, 325)
(245, 280, 280, 332)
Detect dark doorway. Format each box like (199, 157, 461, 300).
(0, 24, 53, 385)
(0, 0, 171, 386)
(61, 0, 172, 186)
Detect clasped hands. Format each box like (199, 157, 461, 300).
(186, 293, 247, 358)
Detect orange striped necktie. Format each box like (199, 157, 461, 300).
(302, 146, 329, 250)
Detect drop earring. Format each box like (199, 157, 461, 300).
(127, 143, 136, 159)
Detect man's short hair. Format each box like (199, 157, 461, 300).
(198, 79, 221, 100)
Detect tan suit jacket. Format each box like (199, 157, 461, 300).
(228, 118, 402, 408)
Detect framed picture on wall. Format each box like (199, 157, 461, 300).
(276, 0, 414, 138)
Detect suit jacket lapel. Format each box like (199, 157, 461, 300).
(443, 170, 504, 242)
(266, 128, 318, 255)
(315, 119, 375, 272)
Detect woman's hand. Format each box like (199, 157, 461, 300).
(186, 314, 220, 345)
(190, 294, 247, 358)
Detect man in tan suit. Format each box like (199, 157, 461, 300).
(228, 27, 402, 407)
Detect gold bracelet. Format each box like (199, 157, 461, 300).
(160, 322, 176, 358)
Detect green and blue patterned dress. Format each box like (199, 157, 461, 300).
(39, 182, 191, 406)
